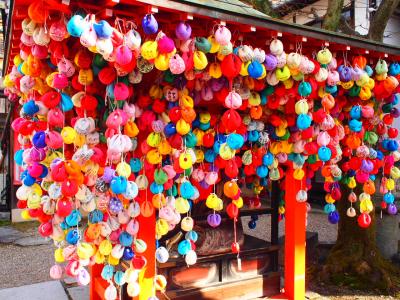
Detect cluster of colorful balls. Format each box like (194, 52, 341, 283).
(3, 2, 400, 298)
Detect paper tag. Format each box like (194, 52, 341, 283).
(237, 258, 242, 271)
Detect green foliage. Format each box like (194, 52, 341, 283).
(0, 219, 11, 227)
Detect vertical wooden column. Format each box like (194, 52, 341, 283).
(89, 205, 155, 300)
(270, 180, 280, 272)
(284, 167, 306, 300)
(89, 263, 105, 300)
(136, 209, 156, 300)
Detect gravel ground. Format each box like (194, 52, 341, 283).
(326, 296, 396, 299)
(327, 297, 395, 299)
(0, 224, 54, 289)
(0, 243, 54, 289)
(308, 282, 398, 300)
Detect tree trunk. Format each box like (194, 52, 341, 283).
(244, 0, 279, 18)
(323, 185, 400, 293)
(322, 0, 345, 31)
(368, 0, 400, 42)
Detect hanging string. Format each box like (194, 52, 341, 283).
(125, 20, 137, 30)
(161, 291, 172, 300)
(43, 0, 48, 34)
(75, 195, 80, 244)
(233, 217, 241, 271)
(295, 41, 302, 54)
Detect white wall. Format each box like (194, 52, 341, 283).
(355, 0, 400, 46)
(382, 14, 400, 45)
(282, 0, 330, 24)
(355, 1, 400, 132)
(283, 0, 400, 46)
(354, 0, 370, 35)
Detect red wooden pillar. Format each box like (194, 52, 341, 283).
(136, 209, 156, 300)
(90, 263, 106, 300)
(89, 204, 155, 300)
(284, 167, 306, 300)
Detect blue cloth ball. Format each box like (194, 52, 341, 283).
(110, 176, 127, 194)
(318, 146, 332, 162)
(248, 220, 257, 229)
(65, 209, 82, 227)
(328, 211, 340, 224)
(180, 182, 194, 199)
(14, 150, 24, 166)
(177, 239, 191, 255)
(32, 131, 46, 149)
(119, 231, 133, 247)
(101, 265, 114, 281)
(93, 20, 113, 39)
(227, 133, 244, 150)
(66, 229, 80, 245)
(88, 209, 104, 223)
(123, 247, 135, 260)
(248, 61, 264, 79)
(23, 100, 39, 115)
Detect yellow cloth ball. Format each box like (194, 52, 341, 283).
(175, 197, 190, 214)
(156, 219, 169, 236)
(108, 255, 120, 266)
(99, 239, 113, 256)
(94, 250, 106, 264)
(179, 152, 193, 169)
(21, 209, 31, 220)
(116, 161, 131, 178)
(176, 119, 191, 135)
(61, 127, 77, 144)
(77, 242, 95, 260)
(233, 197, 243, 208)
(360, 199, 373, 213)
(54, 248, 65, 263)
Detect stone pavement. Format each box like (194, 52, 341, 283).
(0, 226, 50, 246)
(0, 281, 69, 300)
(67, 285, 90, 299)
(0, 225, 89, 299)
(63, 276, 90, 300)
(0, 226, 25, 243)
(0, 280, 90, 300)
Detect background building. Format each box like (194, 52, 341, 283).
(275, 0, 400, 46)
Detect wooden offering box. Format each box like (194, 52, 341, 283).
(157, 234, 280, 300)
(121, 182, 281, 300)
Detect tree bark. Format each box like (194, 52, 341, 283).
(322, 0, 345, 31)
(243, 0, 279, 18)
(323, 185, 400, 293)
(338, 15, 365, 37)
(368, 0, 400, 41)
